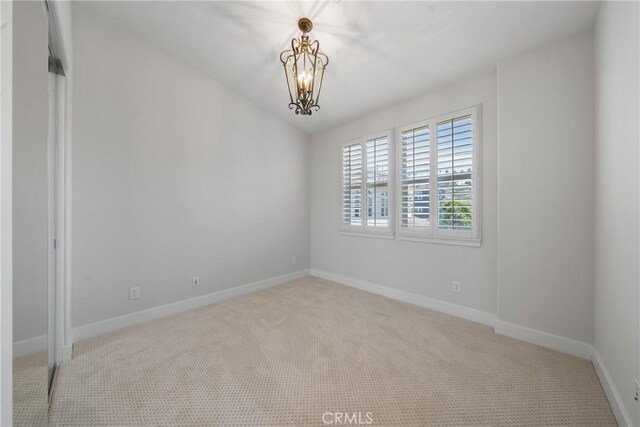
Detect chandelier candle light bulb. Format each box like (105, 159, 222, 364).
(298, 71, 312, 92)
(280, 17, 328, 115)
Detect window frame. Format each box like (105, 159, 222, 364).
(395, 105, 482, 246)
(341, 130, 394, 238)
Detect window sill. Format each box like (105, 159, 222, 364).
(397, 234, 482, 247)
(341, 230, 395, 240)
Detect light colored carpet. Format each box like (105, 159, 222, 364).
(49, 276, 616, 426)
(13, 351, 48, 427)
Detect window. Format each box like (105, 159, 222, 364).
(397, 106, 480, 245)
(340, 106, 480, 245)
(342, 131, 393, 236)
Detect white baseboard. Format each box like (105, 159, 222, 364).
(13, 335, 47, 357)
(73, 269, 310, 343)
(310, 269, 496, 327)
(592, 348, 634, 427)
(311, 269, 594, 360)
(493, 320, 592, 359)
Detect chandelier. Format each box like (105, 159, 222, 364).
(280, 17, 328, 116)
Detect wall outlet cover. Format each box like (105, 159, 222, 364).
(129, 287, 140, 300)
(452, 281, 461, 294)
(192, 276, 199, 287)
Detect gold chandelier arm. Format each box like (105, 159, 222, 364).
(317, 51, 329, 67)
(282, 63, 295, 106)
(279, 49, 293, 64)
(314, 66, 326, 106)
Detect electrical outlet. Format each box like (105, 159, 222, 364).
(634, 379, 639, 402)
(129, 287, 140, 300)
(291, 256, 297, 265)
(452, 281, 461, 294)
(192, 276, 199, 288)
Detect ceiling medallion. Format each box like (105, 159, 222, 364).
(280, 17, 329, 116)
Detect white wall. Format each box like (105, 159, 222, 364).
(310, 73, 498, 315)
(496, 32, 595, 344)
(71, 7, 310, 329)
(12, 1, 48, 344)
(0, 0, 14, 423)
(310, 32, 600, 353)
(594, 2, 640, 425)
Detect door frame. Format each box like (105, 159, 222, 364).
(47, 71, 57, 393)
(44, 0, 72, 364)
(0, 1, 14, 424)
(53, 70, 71, 363)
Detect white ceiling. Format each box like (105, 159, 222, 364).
(78, 1, 599, 135)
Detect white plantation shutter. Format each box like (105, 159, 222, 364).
(341, 131, 393, 235)
(436, 114, 473, 232)
(366, 136, 390, 227)
(340, 106, 479, 244)
(342, 142, 363, 226)
(396, 106, 480, 244)
(399, 123, 430, 233)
